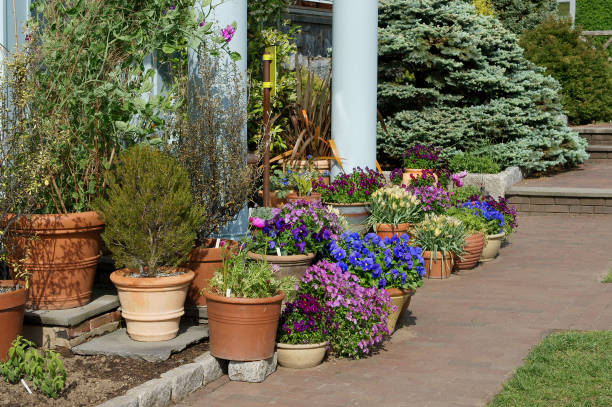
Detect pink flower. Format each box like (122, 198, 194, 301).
(249, 216, 265, 228)
(219, 240, 225, 247)
(221, 24, 235, 42)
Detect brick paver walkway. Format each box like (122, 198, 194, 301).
(518, 160, 612, 189)
(178, 215, 612, 407)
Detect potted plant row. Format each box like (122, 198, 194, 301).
(366, 185, 423, 239)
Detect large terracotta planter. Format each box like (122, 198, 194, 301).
(247, 252, 316, 280)
(286, 192, 322, 203)
(326, 202, 370, 235)
(402, 169, 437, 186)
(205, 291, 285, 361)
(6, 211, 103, 310)
(186, 239, 238, 306)
(258, 190, 289, 208)
(385, 287, 415, 333)
(0, 281, 26, 362)
(110, 268, 194, 342)
(376, 223, 412, 240)
(280, 159, 331, 184)
(454, 233, 485, 271)
(423, 251, 454, 279)
(277, 341, 328, 369)
(480, 232, 505, 262)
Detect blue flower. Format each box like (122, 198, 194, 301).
(378, 277, 387, 289)
(400, 233, 410, 242)
(416, 266, 426, 277)
(361, 257, 374, 271)
(337, 261, 348, 272)
(268, 241, 276, 249)
(348, 252, 360, 266)
(400, 272, 407, 284)
(331, 246, 346, 260)
(371, 264, 382, 278)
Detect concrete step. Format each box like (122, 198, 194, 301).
(586, 145, 612, 159)
(506, 186, 612, 215)
(572, 126, 612, 146)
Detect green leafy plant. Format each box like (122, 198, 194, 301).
(446, 207, 488, 235)
(367, 186, 424, 229)
(94, 144, 202, 276)
(575, 0, 612, 56)
(413, 214, 467, 273)
(449, 153, 501, 174)
(520, 17, 612, 125)
(450, 185, 483, 206)
(490, 0, 557, 34)
(291, 171, 318, 196)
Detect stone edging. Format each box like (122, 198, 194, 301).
(461, 166, 522, 199)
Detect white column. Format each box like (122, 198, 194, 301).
(331, 0, 378, 176)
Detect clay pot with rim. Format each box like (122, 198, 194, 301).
(454, 233, 485, 271)
(423, 250, 454, 279)
(185, 239, 238, 306)
(205, 291, 285, 361)
(385, 287, 415, 333)
(276, 341, 328, 369)
(257, 190, 289, 208)
(375, 223, 412, 240)
(110, 268, 194, 342)
(480, 232, 505, 262)
(286, 192, 322, 203)
(0, 281, 26, 362)
(6, 211, 103, 310)
(326, 202, 370, 235)
(247, 252, 316, 280)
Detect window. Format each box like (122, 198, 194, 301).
(557, 0, 576, 26)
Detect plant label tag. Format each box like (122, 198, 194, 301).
(226, 288, 231, 298)
(21, 379, 32, 394)
(276, 247, 282, 256)
(215, 239, 221, 249)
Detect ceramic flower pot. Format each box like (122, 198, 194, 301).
(423, 250, 454, 279)
(480, 232, 505, 262)
(276, 341, 328, 369)
(286, 192, 322, 203)
(326, 202, 370, 235)
(6, 211, 104, 310)
(110, 268, 194, 342)
(185, 239, 238, 306)
(0, 281, 25, 362)
(375, 223, 412, 240)
(385, 287, 415, 333)
(454, 233, 485, 271)
(257, 190, 289, 208)
(247, 252, 316, 280)
(205, 291, 285, 361)
(402, 169, 437, 186)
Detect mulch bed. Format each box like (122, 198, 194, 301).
(0, 341, 209, 407)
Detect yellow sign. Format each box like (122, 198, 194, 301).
(264, 46, 277, 96)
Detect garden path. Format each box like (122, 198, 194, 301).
(177, 214, 612, 407)
(517, 160, 612, 189)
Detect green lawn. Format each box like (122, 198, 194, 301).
(603, 269, 612, 283)
(489, 331, 612, 407)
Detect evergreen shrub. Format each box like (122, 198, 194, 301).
(490, 0, 557, 34)
(377, 0, 588, 174)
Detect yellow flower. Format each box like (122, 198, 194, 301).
(434, 228, 441, 237)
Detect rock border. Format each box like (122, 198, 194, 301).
(459, 166, 522, 199)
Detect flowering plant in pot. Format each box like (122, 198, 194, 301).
(286, 170, 322, 202)
(458, 201, 506, 262)
(407, 185, 452, 214)
(298, 260, 393, 359)
(413, 214, 467, 279)
(402, 144, 449, 185)
(313, 167, 385, 234)
(464, 194, 518, 238)
(445, 207, 488, 270)
(276, 293, 333, 368)
(366, 186, 423, 238)
(248, 200, 345, 278)
(94, 145, 202, 342)
(328, 232, 425, 332)
(206, 249, 296, 361)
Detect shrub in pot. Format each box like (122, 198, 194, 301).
(328, 232, 425, 332)
(445, 207, 488, 271)
(413, 214, 467, 279)
(94, 145, 202, 342)
(205, 249, 296, 361)
(366, 186, 423, 239)
(248, 200, 345, 279)
(313, 167, 385, 234)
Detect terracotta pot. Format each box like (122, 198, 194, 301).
(385, 287, 415, 333)
(110, 268, 194, 342)
(6, 211, 103, 310)
(402, 169, 437, 186)
(205, 291, 285, 361)
(0, 281, 26, 362)
(480, 232, 505, 262)
(286, 192, 322, 203)
(326, 202, 370, 235)
(454, 233, 485, 271)
(257, 190, 289, 208)
(276, 341, 328, 369)
(375, 223, 412, 240)
(423, 251, 454, 279)
(247, 252, 315, 280)
(185, 239, 238, 306)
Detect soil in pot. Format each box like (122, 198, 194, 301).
(247, 251, 315, 280)
(423, 251, 454, 279)
(6, 211, 104, 310)
(276, 341, 328, 369)
(454, 233, 485, 271)
(206, 291, 284, 361)
(110, 268, 194, 342)
(480, 232, 505, 262)
(385, 288, 414, 333)
(375, 223, 412, 240)
(0, 281, 26, 362)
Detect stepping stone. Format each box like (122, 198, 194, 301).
(73, 325, 209, 362)
(25, 293, 119, 327)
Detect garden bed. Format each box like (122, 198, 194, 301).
(0, 341, 209, 407)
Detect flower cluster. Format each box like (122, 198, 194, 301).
(313, 167, 385, 204)
(459, 201, 505, 235)
(329, 232, 425, 290)
(277, 293, 334, 345)
(389, 168, 404, 185)
(221, 24, 235, 42)
(403, 144, 445, 169)
(465, 195, 518, 236)
(250, 200, 345, 255)
(408, 168, 439, 188)
(413, 214, 467, 270)
(450, 170, 468, 188)
(367, 186, 423, 228)
(298, 260, 394, 358)
(406, 185, 451, 213)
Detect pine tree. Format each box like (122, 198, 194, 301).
(490, 0, 557, 34)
